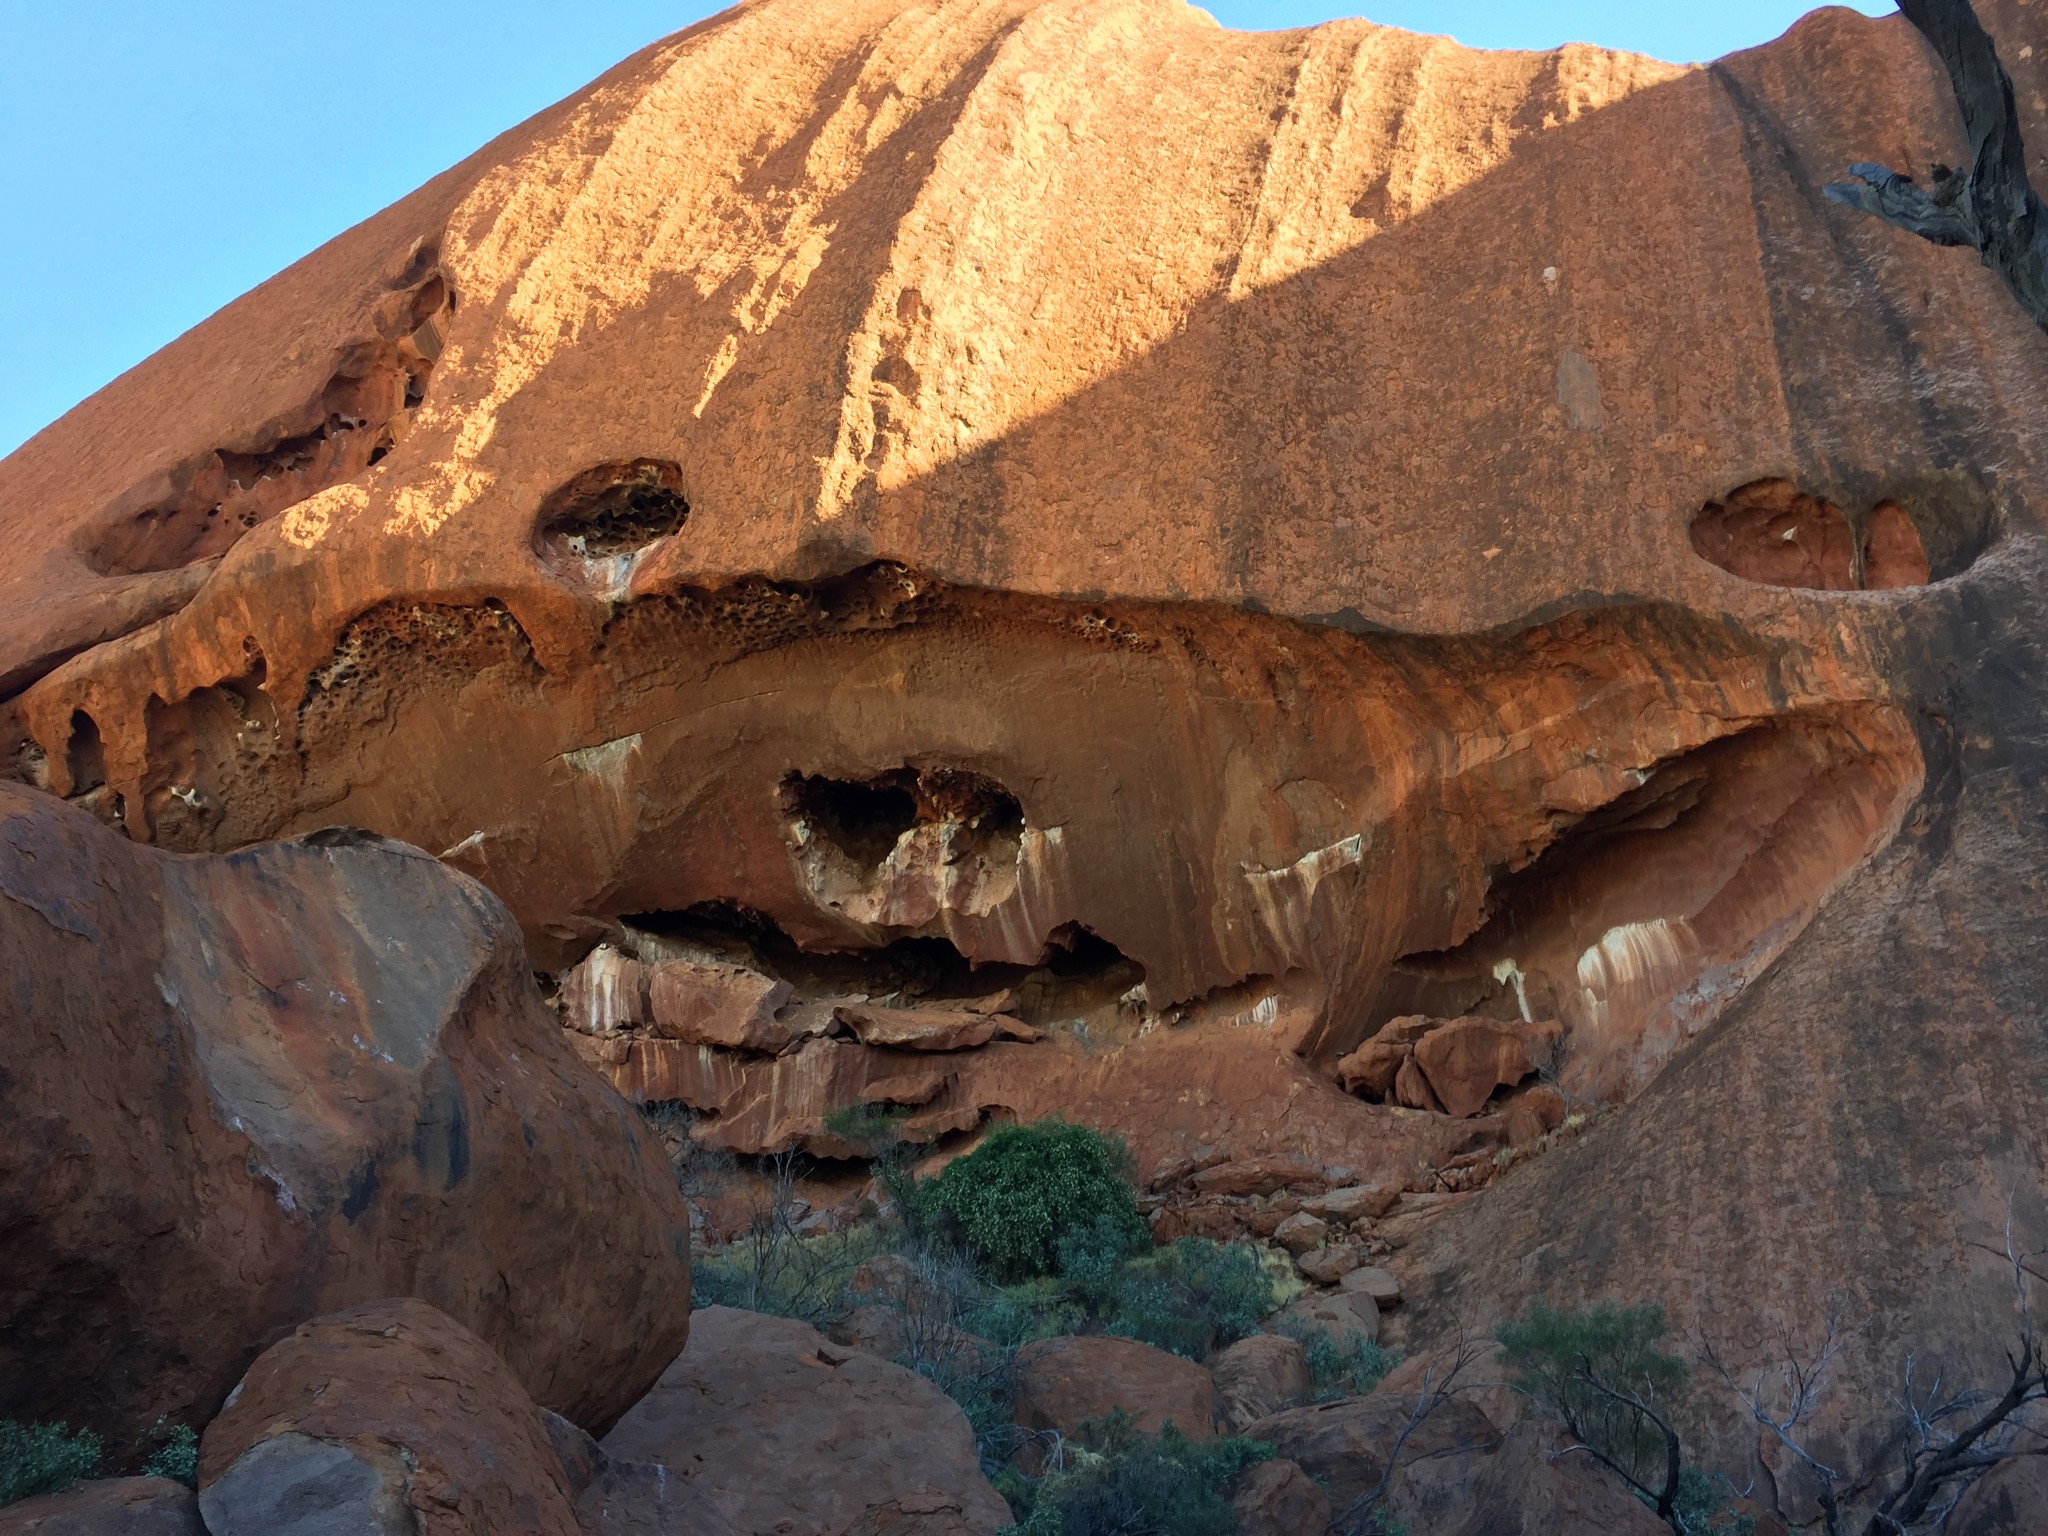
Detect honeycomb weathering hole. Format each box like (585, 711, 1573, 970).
(535, 459, 690, 569)
(1690, 477, 1932, 591)
(779, 766, 1032, 943)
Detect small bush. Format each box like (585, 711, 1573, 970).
(1497, 1299, 1689, 1500)
(999, 1412, 1273, 1536)
(1279, 1319, 1396, 1400)
(1105, 1239, 1282, 1359)
(0, 1419, 102, 1506)
(925, 1120, 1147, 1282)
(141, 1421, 198, 1488)
(691, 1152, 883, 1324)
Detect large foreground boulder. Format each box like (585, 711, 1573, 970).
(197, 1298, 579, 1536)
(600, 1306, 1011, 1536)
(0, 787, 692, 1443)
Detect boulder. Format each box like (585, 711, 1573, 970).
(647, 959, 793, 1051)
(1412, 1018, 1562, 1120)
(1245, 1393, 1502, 1519)
(1275, 1290, 1379, 1342)
(1394, 1055, 1444, 1113)
(1229, 1458, 1330, 1536)
(1297, 1244, 1361, 1285)
(1207, 1334, 1311, 1432)
(1335, 1016, 1438, 1097)
(539, 1407, 737, 1535)
(1339, 1267, 1402, 1306)
(560, 944, 650, 1034)
(832, 1003, 1005, 1052)
(1189, 1157, 1325, 1199)
(1303, 1184, 1402, 1223)
(1273, 1212, 1329, 1255)
(1948, 1454, 2048, 1536)
(197, 1298, 580, 1536)
(1012, 1335, 1217, 1442)
(600, 1307, 1010, 1536)
(0, 789, 693, 1444)
(0, 1479, 203, 1535)
(1501, 1084, 1568, 1150)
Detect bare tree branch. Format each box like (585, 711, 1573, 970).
(1825, 0, 2048, 332)
(1328, 1330, 1493, 1536)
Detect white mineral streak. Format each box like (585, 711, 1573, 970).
(1574, 917, 1696, 1026)
(1243, 833, 1369, 970)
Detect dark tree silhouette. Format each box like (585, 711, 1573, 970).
(1825, 0, 2048, 332)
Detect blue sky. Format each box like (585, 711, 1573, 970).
(0, 2, 1893, 457)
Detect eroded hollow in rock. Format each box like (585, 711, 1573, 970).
(82, 273, 452, 577)
(1372, 707, 1918, 1103)
(1689, 477, 1942, 590)
(779, 766, 1029, 936)
(27, 561, 1922, 1164)
(535, 459, 690, 572)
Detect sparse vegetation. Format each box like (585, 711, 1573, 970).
(997, 1411, 1273, 1536)
(0, 1419, 102, 1507)
(1280, 1319, 1396, 1401)
(690, 1150, 883, 1324)
(141, 1420, 198, 1488)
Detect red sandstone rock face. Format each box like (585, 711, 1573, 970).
(3, 0, 2048, 1495)
(197, 1298, 580, 1536)
(0, 786, 692, 1446)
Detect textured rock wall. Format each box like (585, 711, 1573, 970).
(2, 0, 2046, 1468)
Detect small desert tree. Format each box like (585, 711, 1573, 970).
(1497, 1301, 1694, 1527)
(1705, 1214, 2048, 1535)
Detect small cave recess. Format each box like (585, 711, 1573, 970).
(535, 459, 691, 572)
(1689, 478, 1931, 591)
(82, 271, 453, 577)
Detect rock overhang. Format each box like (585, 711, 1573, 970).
(1, 0, 2043, 1155)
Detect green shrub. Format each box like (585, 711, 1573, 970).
(999, 1412, 1273, 1536)
(141, 1421, 198, 1488)
(925, 1120, 1146, 1282)
(1104, 1239, 1282, 1359)
(0, 1419, 101, 1506)
(1279, 1319, 1396, 1400)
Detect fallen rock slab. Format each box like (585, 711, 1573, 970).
(1229, 1458, 1329, 1536)
(197, 1297, 580, 1536)
(832, 1003, 1034, 1051)
(1245, 1393, 1502, 1518)
(1412, 1017, 1562, 1119)
(0, 789, 693, 1445)
(647, 959, 794, 1051)
(600, 1306, 1010, 1536)
(0, 1478, 203, 1535)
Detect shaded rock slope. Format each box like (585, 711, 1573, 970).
(3, 0, 2048, 1468)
